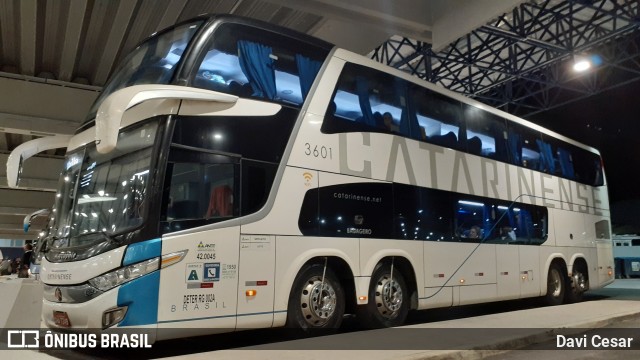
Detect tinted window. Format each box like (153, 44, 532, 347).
(462, 104, 508, 161)
(322, 62, 604, 187)
(192, 23, 329, 106)
(411, 84, 464, 151)
(173, 108, 298, 163)
(161, 148, 239, 234)
(455, 199, 488, 243)
(86, 22, 202, 122)
(506, 121, 542, 170)
(572, 146, 604, 186)
(298, 182, 548, 245)
(393, 183, 454, 241)
(299, 183, 393, 238)
(241, 160, 277, 215)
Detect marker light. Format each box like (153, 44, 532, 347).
(246, 290, 257, 297)
(161, 250, 189, 268)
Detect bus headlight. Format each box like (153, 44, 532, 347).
(87, 250, 188, 292)
(89, 258, 160, 291)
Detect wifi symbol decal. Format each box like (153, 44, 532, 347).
(303, 172, 313, 186)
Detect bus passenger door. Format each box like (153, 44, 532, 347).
(236, 234, 276, 328)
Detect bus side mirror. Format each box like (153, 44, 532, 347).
(95, 85, 238, 154)
(23, 208, 50, 233)
(6, 135, 72, 188)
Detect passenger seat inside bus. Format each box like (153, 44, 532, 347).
(467, 136, 482, 155)
(429, 131, 457, 148)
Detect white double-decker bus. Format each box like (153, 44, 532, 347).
(10, 14, 613, 341)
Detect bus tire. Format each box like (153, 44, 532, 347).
(286, 263, 345, 330)
(544, 262, 565, 306)
(565, 265, 588, 303)
(358, 264, 409, 328)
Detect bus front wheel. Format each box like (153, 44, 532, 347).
(358, 264, 409, 328)
(286, 263, 345, 330)
(544, 262, 565, 306)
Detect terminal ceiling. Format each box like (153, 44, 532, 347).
(0, 0, 638, 240)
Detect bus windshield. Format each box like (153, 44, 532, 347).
(85, 21, 203, 122)
(48, 121, 159, 247)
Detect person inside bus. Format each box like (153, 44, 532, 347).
(500, 226, 516, 241)
(206, 184, 233, 218)
(383, 112, 399, 133)
(468, 226, 481, 239)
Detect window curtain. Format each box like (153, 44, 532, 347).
(518, 209, 533, 241)
(482, 205, 493, 241)
(237, 40, 277, 100)
(355, 76, 375, 126)
(557, 147, 575, 179)
(396, 80, 422, 139)
(536, 140, 556, 174)
(296, 54, 322, 100)
(507, 132, 521, 166)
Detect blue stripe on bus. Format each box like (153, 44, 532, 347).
(123, 238, 161, 266)
(117, 271, 160, 326)
(157, 310, 288, 324)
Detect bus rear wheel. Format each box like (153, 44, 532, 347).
(358, 264, 409, 328)
(565, 265, 588, 303)
(286, 263, 345, 330)
(544, 262, 565, 306)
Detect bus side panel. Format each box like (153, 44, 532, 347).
(519, 245, 541, 297)
(456, 244, 497, 305)
(156, 227, 240, 339)
(495, 244, 520, 300)
(552, 208, 590, 247)
(596, 240, 614, 288)
(585, 212, 614, 288)
(236, 234, 276, 329)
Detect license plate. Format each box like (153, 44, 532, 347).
(53, 311, 71, 327)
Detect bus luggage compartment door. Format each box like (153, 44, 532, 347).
(236, 234, 275, 328)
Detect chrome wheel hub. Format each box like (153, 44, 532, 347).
(299, 277, 337, 326)
(374, 275, 403, 319)
(572, 272, 588, 292)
